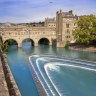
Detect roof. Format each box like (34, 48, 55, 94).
(63, 12, 73, 17)
(0, 24, 11, 28)
(47, 18, 56, 22)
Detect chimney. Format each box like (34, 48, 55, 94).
(56, 11, 59, 14)
(53, 17, 55, 21)
(60, 9, 62, 13)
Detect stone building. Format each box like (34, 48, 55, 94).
(0, 10, 79, 48)
(45, 17, 56, 28)
(56, 10, 78, 47)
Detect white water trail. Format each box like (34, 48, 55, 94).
(29, 55, 96, 96)
(54, 63, 96, 71)
(29, 56, 50, 96)
(44, 63, 63, 96)
(36, 58, 60, 96)
(42, 57, 96, 67)
(36, 55, 96, 64)
(44, 62, 96, 96)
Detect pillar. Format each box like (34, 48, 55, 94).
(56, 41, 65, 47)
(18, 43, 22, 48)
(34, 42, 38, 47)
(49, 42, 52, 46)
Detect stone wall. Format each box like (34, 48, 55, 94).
(0, 53, 21, 96)
(0, 56, 9, 96)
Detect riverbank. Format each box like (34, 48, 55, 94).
(28, 57, 47, 96)
(0, 53, 21, 96)
(0, 56, 9, 96)
(69, 46, 96, 52)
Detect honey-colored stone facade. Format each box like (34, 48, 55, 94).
(56, 10, 78, 47)
(0, 27, 56, 47)
(0, 10, 78, 47)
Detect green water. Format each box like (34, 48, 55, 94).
(6, 44, 96, 96)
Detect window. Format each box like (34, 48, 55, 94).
(2, 33, 4, 35)
(9, 32, 11, 35)
(66, 35, 70, 38)
(74, 23, 76, 26)
(74, 27, 77, 30)
(33, 24, 36, 27)
(66, 29, 70, 33)
(66, 24, 70, 28)
(18, 32, 20, 35)
(25, 30, 30, 35)
(21, 32, 23, 35)
(15, 32, 17, 35)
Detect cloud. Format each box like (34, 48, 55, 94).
(0, 0, 96, 23)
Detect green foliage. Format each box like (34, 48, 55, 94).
(65, 41, 70, 48)
(26, 21, 44, 25)
(0, 42, 8, 53)
(73, 15, 96, 45)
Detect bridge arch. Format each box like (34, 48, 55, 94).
(38, 38, 50, 45)
(22, 38, 34, 47)
(4, 39, 18, 47)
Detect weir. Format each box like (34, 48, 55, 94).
(29, 55, 96, 96)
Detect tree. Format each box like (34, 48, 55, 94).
(73, 15, 96, 45)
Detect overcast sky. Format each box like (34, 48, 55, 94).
(0, 0, 96, 23)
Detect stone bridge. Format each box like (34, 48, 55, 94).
(0, 27, 56, 47)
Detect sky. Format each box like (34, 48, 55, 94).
(0, 0, 96, 23)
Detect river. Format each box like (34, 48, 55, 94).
(6, 43, 96, 96)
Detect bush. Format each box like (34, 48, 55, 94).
(0, 42, 8, 53)
(65, 41, 70, 48)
